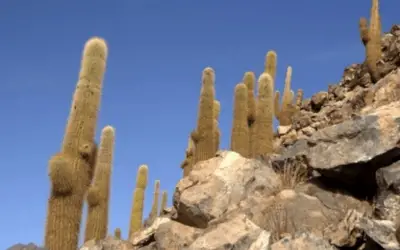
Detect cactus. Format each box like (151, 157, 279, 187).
(44, 37, 108, 250)
(159, 191, 168, 216)
(193, 67, 216, 164)
(254, 73, 274, 156)
(264, 50, 277, 88)
(147, 180, 160, 225)
(129, 164, 148, 239)
(243, 72, 256, 158)
(274, 66, 300, 126)
(84, 126, 115, 241)
(230, 83, 249, 157)
(295, 89, 303, 110)
(114, 228, 121, 239)
(213, 100, 221, 153)
(359, 0, 382, 83)
(181, 134, 196, 177)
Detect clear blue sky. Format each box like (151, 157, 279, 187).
(1, 0, 398, 248)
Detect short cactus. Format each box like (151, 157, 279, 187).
(147, 180, 160, 226)
(129, 164, 148, 239)
(159, 191, 168, 216)
(243, 72, 256, 158)
(254, 73, 274, 156)
(84, 126, 115, 241)
(274, 66, 300, 126)
(230, 83, 249, 157)
(213, 100, 221, 153)
(114, 228, 121, 239)
(359, 0, 382, 83)
(295, 89, 304, 110)
(193, 67, 216, 164)
(44, 37, 108, 250)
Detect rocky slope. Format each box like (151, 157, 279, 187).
(77, 24, 400, 250)
(8, 24, 400, 250)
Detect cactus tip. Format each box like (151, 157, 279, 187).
(259, 72, 273, 82)
(235, 82, 247, 91)
(102, 125, 115, 134)
(84, 37, 108, 59)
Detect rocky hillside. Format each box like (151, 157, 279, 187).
(75, 24, 400, 250)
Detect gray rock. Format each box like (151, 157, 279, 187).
(7, 243, 47, 250)
(271, 232, 337, 250)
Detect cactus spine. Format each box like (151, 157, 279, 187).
(193, 67, 216, 164)
(254, 73, 274, 156)
(213, 100, 221, 153)
(129, 164, 148, 239)
(44, 37, 108, 250)
(159, 191, 168, 216)
(84, 126, 115, 241)
(114, 228, 121, 239)
(274, 66, 298, 126)
(359, 0, 382, 83)
(243, 72, 256, 158)
(147, 180, 160, 226)
(230, 83, 249, 157)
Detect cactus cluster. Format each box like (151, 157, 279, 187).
(43, 37, 169, 249)
(359, 0, 382, 83)
(42, 0, 384, 244)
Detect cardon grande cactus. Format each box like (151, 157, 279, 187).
(147, 180, 160, 225)
(84, 126, 115, 241)
(129, 164, 148, 239)
(44, 37, 108, 250)
(230, 83, 249, 157)
(114, 228, 121, 239)
(264, 50, 277, 88)
(274, 66, 300, 126)
(193, 67, 216, 164)
(243, 72, 256, 158)
(159, 190, 168, 216)
(359, 0, 382, 83)
(181, 134, 196, 177)
(254, 73, 274, 156)
(213, 100, 221, 153)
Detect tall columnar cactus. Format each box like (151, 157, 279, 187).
(274, 66, 301, 126)
(264, 50, 277, 88)
(44, 37, 108, 250)
(159, 190, 168, 216)
(129, 164, 148, 239)
(243, 72, 256, 158)
(114, 228, 121, 239)
(254, 73, 274, 156)
(181, 134, 196, 177)
(193, 67, 216, 164)
(213, 100, 221, 153)
(84, 126, 115, 242)
(147, 180, 160, 226)
(359, 0, 382, 83)
(230, 83, 249, 157)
